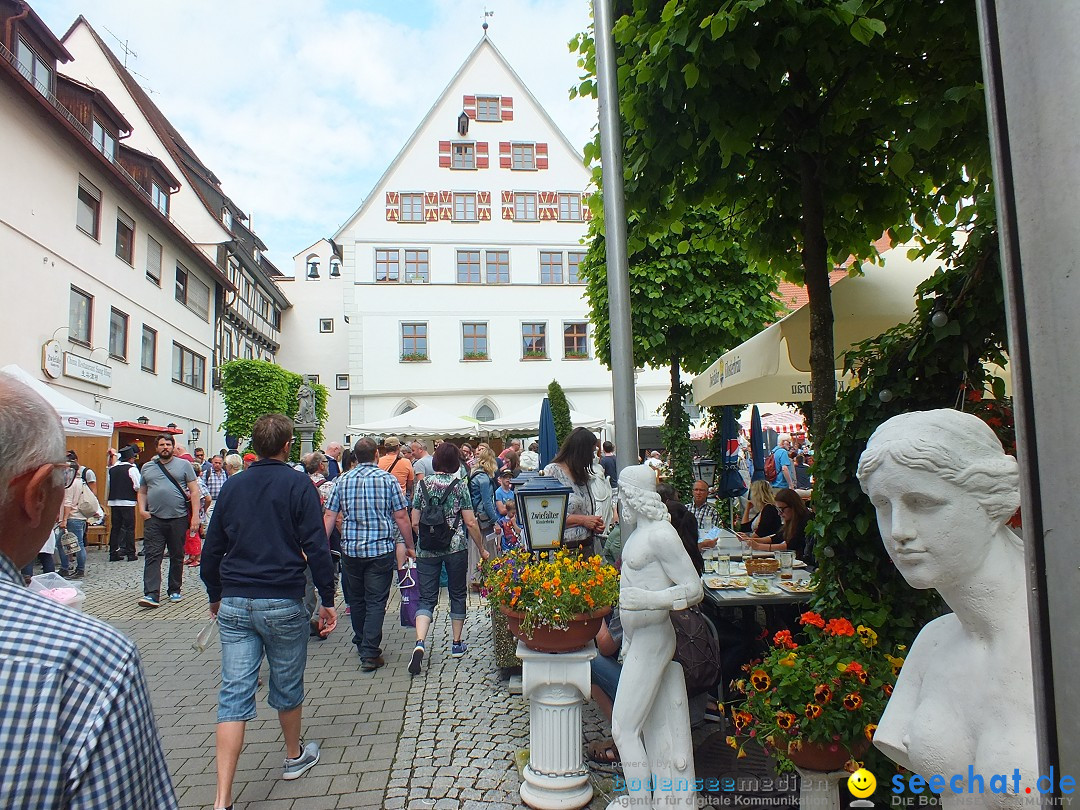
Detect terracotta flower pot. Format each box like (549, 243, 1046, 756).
(499, 605, 611, 653)
(787, 738, 869, 771)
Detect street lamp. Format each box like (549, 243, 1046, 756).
(515, 474, 571, 552)
(136, 415, 150, 425)
(697, 458, 717, 487)
(190, 426, 201, 444)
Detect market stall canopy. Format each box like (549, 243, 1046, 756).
(692, 246, 936, 407)
(479, 403, 607, 435)
(347, 404, 479, 438)
(0, 364, 114, 437)
(739, 409, 807, 435)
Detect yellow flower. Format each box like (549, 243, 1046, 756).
(779, 652, 797, 667)
(856, 625, 878, 648)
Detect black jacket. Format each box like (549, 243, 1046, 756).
(740, 503, 781, 538)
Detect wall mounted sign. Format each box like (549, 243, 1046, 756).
(41, 340, 62, 379)
(63, 352, 112, 387)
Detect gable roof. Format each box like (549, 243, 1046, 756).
(334, 35, 586, 240)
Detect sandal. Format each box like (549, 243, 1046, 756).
(587, 739, 620, 764)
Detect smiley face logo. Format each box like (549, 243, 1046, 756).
(848, 768, 876, 798)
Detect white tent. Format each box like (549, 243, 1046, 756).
(346, 404, 479, 438)
(692, 246, 937, 407)
(479, 403, 608, 435)
(0, 365, 114, 437)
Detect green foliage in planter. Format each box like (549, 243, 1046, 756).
(661, 381, 694, 501)
(401, 352, 428, 362)
(463, 351, 489, 360)
(547, 380, 573, 447)
(523, 349, 547, 359)
(808, 223, 1008, 646)
(219, 360, 328, 461)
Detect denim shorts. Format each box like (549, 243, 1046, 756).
(591, 653, 622, 703)
(216, 597, 309, 722)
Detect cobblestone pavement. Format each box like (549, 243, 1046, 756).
(74, 545, 619, 809)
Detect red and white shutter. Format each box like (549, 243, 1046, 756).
(538, 191, 558, 221)
(500, 96, 514, 121)
(425, 191, 439, 222)
(476, 142, 489, 169)
(439, 191, 452, 221)
(463, 95, 476, 119)
(582, 192, 592, 220)
(535, 142, 549, 170)
(499, 142, 512, 169)
(501, 190, 514, 220)
(478, 191, 491, 220)
(438, 141, 451, 168)
(385, 191, 399, 221)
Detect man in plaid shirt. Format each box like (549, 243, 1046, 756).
(0, 375, 176, 808)
(324, 438, 415, 672)
(686, 479, 722, 545)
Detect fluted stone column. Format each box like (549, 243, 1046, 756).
(518, 641, 596, 810)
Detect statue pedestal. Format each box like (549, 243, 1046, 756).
(794, 768, 852, 810)
(294, 423, 317, 455)
(517, 641, 596, 810)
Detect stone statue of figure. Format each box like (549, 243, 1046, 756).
(858, 409, 1037, 808)
(607, 463, 704, 810)
(296, 383, 316, 425)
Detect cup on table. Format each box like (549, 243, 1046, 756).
(704, 555, 718, 575)
(775, 551, 796, 581)
(717, 554, 731, 577)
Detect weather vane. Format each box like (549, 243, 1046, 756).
(483, 7, 494, 34)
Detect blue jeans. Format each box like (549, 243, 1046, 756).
(591, 653, 622, 703)
(216, 597, 310, 723)
(66, 518, 87, 573)
(415, 550, 468, 622)
(341, 551, 395, 659)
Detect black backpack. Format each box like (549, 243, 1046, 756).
(670, 605, 722, 697)
(417, 479, 460, 552)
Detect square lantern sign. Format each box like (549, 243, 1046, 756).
(516, 476, 571, 552)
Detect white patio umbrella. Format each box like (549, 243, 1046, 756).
(692, 246, 937, 407)
(346, 404, 479, 438)
(0, 364, 114, 437)
(479, 402, 608, 435)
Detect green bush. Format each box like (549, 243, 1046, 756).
(547, 380, 573, 447)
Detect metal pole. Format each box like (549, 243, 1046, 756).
(592, 0, 639, 471)
(976, 0, 1079, 790)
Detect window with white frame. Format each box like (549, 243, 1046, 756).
(452, 142, 476, 170)
(475, 403, 495, 422)
(401, 323, 428, 360)
(336, 374, 350, 390)
(115, 208, 135, 265)
(16, 37, 51, 96)
(564, 322, 589, 358)
(319, 318, 334, 333)
(453, 192, 477, 222)
(485, 250, 509, 284)
(568, 251, 586, 284)
(512, 143, 536, 170)
(108, 308, 128, 360)
(141, 324, 156, 372)
(172, 342, 206, 391)
(146, 235, 162, 285)
(456, 250, 481, 283)
(476, 96, 500, 121)
(540, 251, 563, 284)
(522, 322, 547, 358)
(151, 182, 169, 216)
(375, 249, 400, 282)
(92, 120, 117, 161)
(558, 192, 583, 221)
(462, 323, 488, 359)
(69, 287, 92, 345)
(76, 177, 100, 238)
(514, 192, 538, 222)
(404, 249, 429, 282)
(175, 263, 210, 320)
(400, 193, 424, 222)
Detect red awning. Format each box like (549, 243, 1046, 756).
(113, 421, 183, 434)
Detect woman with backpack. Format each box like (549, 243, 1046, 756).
(408, 442, 489, 676)
(466, 446, 501, 590)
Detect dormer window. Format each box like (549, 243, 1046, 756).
(16, 37, 51, 97)
(222, 208, 233, 229)
(475, 96, 500, 122)
(452, 142, 475, 170)
(91, 120, 117, 161)
(151, 182, 169, 216)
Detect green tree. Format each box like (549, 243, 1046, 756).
(547, 380, 573, 447)
(572, 0, 989, 431)
(219, 360, 329, 458)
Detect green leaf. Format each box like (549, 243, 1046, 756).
(660, 0, 679, 23)
(710, 14, 728, 39)
(676, 239, 690, 254)
(890, 150, 914, 177)
(684, 63, 700, 89)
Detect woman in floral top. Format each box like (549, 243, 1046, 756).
(408, 442, 488, 675)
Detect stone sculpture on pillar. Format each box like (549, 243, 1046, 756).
(857, 409, 1037, 808)
(294, 383, 317, 454)
(607, 463, 704, 810)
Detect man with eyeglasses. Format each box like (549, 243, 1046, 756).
(0, 375, 177, 807)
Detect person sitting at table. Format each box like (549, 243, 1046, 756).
(737, 479, 781, 539)
(657, 483, 704, 575)
(744, 488, 813, 565)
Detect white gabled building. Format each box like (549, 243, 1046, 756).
(287, 35, 667, 442)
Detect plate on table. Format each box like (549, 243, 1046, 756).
(778, 580, 816, 594)
(744, 583, 782, 596)
(704, 576, 749, 590)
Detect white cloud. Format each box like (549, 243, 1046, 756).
(36, 0, 598, 268)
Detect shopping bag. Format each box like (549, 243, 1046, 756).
(184, 529, 202, 557)
(397, 563, 419, 628)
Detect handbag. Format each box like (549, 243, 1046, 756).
(397, 563, 419, 628)
(670, 605, 721, 697)
(75, 479, 103, 521)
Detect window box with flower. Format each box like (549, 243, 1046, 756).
(481, 549, 620, 652)
(400, 352, 428, 362)
(463, 351, 489, 361)
(728, 611, 904, 773)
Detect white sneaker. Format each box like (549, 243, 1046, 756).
(283, 740, 320, 780)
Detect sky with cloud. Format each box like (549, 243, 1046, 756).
(35, 0, 598, 271)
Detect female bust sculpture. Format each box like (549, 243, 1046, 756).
(608, 464, 703, 809)
(857, 409, 1036, 807)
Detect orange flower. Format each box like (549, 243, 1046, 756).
(750, 670, 772, 691)
(773, 630, 797, 650)
(799, 611, 825, 628)
(813, 684, 832, 704)
(865, 723, 878, 742)
(732, 710, 753, 731)
(805, 703, 823, 720)
(882, 683, 893, 697)
(825, 618, 856, 637)
(775, 711, 797, 731)
(843, 692, 864, 711)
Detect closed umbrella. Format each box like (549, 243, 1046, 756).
(749, 406, 767, 482)
(717, 406, 747, 498)
(538, 398, 558, 468)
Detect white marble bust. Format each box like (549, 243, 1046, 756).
(857, 409, 1037, 808)
(608, 464, 703, 809)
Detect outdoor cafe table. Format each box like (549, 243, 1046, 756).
(700, 568, 815, 608)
